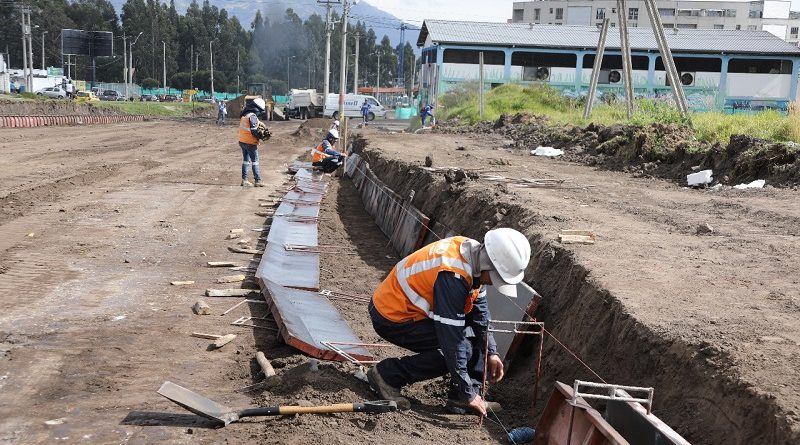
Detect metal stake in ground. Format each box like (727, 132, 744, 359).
(616, 0, 635, 118)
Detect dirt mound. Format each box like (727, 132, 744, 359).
(0, 99, 126, 116)
(291, 119, 331, 143)
(437, 113, 800, 187)
(302, 117, 334, 129)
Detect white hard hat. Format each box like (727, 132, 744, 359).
(484, 228, 531, 298)
(252, 97, 266, 111)
(328, 128, 339, 140)
(334, 119, 340, 126)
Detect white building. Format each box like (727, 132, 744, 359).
(511, 0, 800, 45)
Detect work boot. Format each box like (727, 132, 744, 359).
(241, 179, 252, 187)
(254, 181, 265, 187)
(367, 367, 411, 410)
(445, 398, 503, 415)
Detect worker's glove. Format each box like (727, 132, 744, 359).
(255, 121, 272, 141)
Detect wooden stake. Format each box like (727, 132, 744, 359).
(256, 351, 277, 377)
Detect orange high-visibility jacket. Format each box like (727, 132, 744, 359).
(372, 236, 481, 324)
(239, 114, 259, 145)
(311, 141, 333, 163)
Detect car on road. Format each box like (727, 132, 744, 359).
(140, 94, 159, 102)
(75, 91, 99, 103)
(37, 86, 67, 99)
(160, 94, 181, 102)
(99, 90, 126, 101)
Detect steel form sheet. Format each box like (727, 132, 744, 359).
(265, 280, 373, 362)
(267, 214, 318, 247)
(486, 282, 539, 362)
(274, 200, 321, 219)
(256, 242, 320, 291)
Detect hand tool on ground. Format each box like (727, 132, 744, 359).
(157, 381, 397, 426)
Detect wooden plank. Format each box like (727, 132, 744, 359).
(207, 261, 239, 267)
(255, 351, 277, 377)
(216, 274, 246, 283)
(559, 234, 596, 245)
(206, 288, 260, 297)
(213, 334, 237, 349)
(191, 333, 221, 340)
(170, 280, 195, 286)
(229, 247, 264, 255)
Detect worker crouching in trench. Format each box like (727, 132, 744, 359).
(367, 228, 531, 416)
(311, 129, 346, 173)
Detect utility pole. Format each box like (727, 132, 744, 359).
(130, 32, 143, 95)
(286, 55, 295, 96)
(319, 0, 335, 99)
(27, 13, 34, 88)
(338, 0, 351, 118)
(478, 52, 484, 118)
(353, 31, 360, 93)
(209, 41, 214, 100)
(41, 30, 48, 71)
(162, 40, 166, 94)
(123, 34, 128, 98)
(376, 52, 381, 89)
(616, 0, 634, 118)
(21, 10, 29, 91)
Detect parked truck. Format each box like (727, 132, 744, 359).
(284, 89, 323, 119)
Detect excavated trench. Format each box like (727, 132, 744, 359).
(348, 136, 797, 445)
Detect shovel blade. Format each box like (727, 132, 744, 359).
(157, 381, 239, 426)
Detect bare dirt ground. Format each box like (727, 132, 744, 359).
(3, 116, 799, 444)
(355, 128, 800, 444)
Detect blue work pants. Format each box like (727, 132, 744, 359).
(239, 142, 261, 181)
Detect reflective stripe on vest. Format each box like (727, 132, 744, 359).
(239, 114, 259, 145)
(311, 142, 330, 163)
(372, 237, 480, 324)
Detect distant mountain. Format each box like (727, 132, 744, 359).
(108, 0, 419, 49)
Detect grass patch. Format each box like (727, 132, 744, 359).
(92, 101, 212, 117)
(440, 84, 800, 146)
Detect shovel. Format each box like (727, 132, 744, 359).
(157, 381, 397, 426)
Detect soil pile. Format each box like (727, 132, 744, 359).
(0, 99, 127, 116)
(437, 113, 800, 187)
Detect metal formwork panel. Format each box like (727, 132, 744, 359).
(283, 189, 324, 204)
(486, 282, 539, 362)
(345, 154, 360, 177)
(264, 280, 373, 362)
(256, 242, 320, 291)
(267, 215, 318, 246)
(294, 168, 325, 182)
(274, 200, 321, 219)
(389, 204, 430, 258)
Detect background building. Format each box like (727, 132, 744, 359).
(511, 0, 800, 45)
(417, 20, 800, 112)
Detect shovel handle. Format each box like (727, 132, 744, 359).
(238, 400, 397, 418)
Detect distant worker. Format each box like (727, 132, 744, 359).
(311, 129, 346, 173)
(421, 103, 434, 127)
(330, 119, 340, 133)
(361, 99, 371, 126)
(238, 98, 271, 187)
(367, 228, 531, 416)
(65, 80, 74, 100)
(217, 100, 227, 125)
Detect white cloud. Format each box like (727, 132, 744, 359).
(364, 0, 516, 24)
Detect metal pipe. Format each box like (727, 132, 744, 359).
(584, 19, 610, 119)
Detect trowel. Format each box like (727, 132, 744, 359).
(157, 381, 397, 426)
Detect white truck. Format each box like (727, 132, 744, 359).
(284, 89, 323, 119)
(323, 93, 386, 121)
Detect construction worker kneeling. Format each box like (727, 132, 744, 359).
(311, 129, 346, 173)
(367, 228, 531, 416)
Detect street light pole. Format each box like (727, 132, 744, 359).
(162, 40, 166, 94)
(130, 32, 143, 95)
(338, 0, 355, 121)
(41, 30, 48, 71)
(353, 31, 360, 94)
(286, 55, 295, 96)
(209, 41, 214, 100)
(123, 34, 128, 98)
(376, 52, 381, 89)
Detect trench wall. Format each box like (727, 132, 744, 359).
(352, 138, 798, 445)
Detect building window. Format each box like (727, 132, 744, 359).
(534, 8, 541, 20)
(596, 8, 606, 19)
(736, 24, 741, 30)
(662, 23, 674, 29)
(513, 9, 524, 22)
(656, 56, 722, 72)
(749, 10, 762, 18)
(729, 58, 792, 74)
(583, 54, 650, 70)
(791, 27, 799, 38)
(549, 8, 553, 14)
(555, 8, 564, 19)
(443, 49, 505, 65)
(747, 25, 758, 31)
(676, 23, 698, 29)
(513, 51, 578, 81)
(628, 8, 638, 20)
(724, 9, 737, 17)
(611, 8, 616, 13)
(707, 9, 723, 17)
(659, 8, 675, 16)
(677, 9, 700, 17)
(713, 24, 724, 29)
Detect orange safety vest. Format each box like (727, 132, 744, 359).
(239, 113, 259, 145)
(311, 141, 333, 163)
(373, 236, 482, 324)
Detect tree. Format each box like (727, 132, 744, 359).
(141, 77, 159, 88)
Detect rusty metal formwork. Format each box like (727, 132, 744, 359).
(264, 280, 373, 362)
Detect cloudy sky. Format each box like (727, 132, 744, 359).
(365, 0, 516, 24)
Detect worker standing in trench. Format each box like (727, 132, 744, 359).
(367, 228, 531, 416)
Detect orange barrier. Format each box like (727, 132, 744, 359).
(0, 115, 146, 128)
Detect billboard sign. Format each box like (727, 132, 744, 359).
(61, 29, 113, 57)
